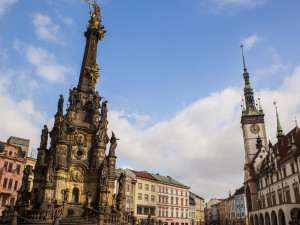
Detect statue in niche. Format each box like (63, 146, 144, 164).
(46, 156, 54, 183)
(99, 159, 108, 187)
(57, 95, 64, 115)
(40, 125, 48, 149)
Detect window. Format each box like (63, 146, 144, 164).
(276, 172, 280, 181)
(159, 211, 161, 217)
(282, 167, 287, 178)
(1, 196, 7, 207)
(278, 191, 283, 204)
(145, 184, 149, 191)
(176, 197, 178, 205)
(145, 194, 149, 201)
(144, 207, 149, 215)
(72, 188, 79, 203)
(171, 212, 173, 217)
(171, 197, 173, 204)
(166, 211, 168, 217)
(127, 184, 130, 192)
(3, 178, 8, 188)
(3, 162, 8, 171)
(137, 206, 142, 215)
(8, 179, 13, 189)
(181, 198, 183, 205)
(151, 195, 155, 202)
(272, 194, 276, 206)
(9, 197, 15, 206)
(138, 193, 142, 200)
(151, 185, 155, 192)
(131, 185, 134, 192)
(150, 208, 155, 215)
(138, 183, 142, 189)
(14, 181, 18, 190)
(162, 211, 165, 217)
(291, 163, 295, 174)
(159, 187, 161, 192)
(285, 189, 291, 203)
(294, 186, 300, 203)
(16, 165, 20, 174)
(8, 163, 12, 172)
(176, 212, 178, 217)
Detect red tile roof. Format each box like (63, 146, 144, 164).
(130, 170, 156, 180)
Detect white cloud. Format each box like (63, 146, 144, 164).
(0, 0, 17, 17)
(31, 13, 63, 43)
(107, 63, 300, 200)
(243, 34, 260, 50)
(13, 40, 74, 82)
(0, 69, 46, 157)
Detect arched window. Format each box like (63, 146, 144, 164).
(72, 187, 79, 203)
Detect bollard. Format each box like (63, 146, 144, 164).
(11, 211, 18, 225)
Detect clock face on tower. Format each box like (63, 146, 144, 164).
(249, 124, 260, 134)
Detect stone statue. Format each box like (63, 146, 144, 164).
(46, 156, 54, 183)
(68, 88, 78, 107)
(116, 172, 125, 210)
(108, 131, 119, 156)
(93, 91, 102, 109)
(85, 64, 100, 84)
(85, 191, 92, 207)
(20, 165, 31, 192)
(58, 95, 64, 115)
(100, 101, 108, 122)
(99, 160, 108, 187)
(58, 118, 68, 140)
(40, 125, 48, 149)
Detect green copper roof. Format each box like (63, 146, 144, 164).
(276, 107, 284, 138)
(149, 173, 189, 188)
(240, 45, 261, 116)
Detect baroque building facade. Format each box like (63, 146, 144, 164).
(241, 46, 300, 225)
(2, 2, 133, 224)
(0, 141, 26, 216)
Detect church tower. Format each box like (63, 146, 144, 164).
(12, 2, 129, 222)
(240, 45, 267, 212)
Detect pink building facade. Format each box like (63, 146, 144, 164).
(0, 141, 26, 215)
(151, 173, 190, 225)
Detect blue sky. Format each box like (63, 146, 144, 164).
(1, 0, 300, 200)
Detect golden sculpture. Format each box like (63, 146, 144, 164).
(85, 63, 100, 83)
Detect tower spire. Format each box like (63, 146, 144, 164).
(241, 45, 256, 113)
(274, 101, 284, 138)
(78, 0, 106, 92)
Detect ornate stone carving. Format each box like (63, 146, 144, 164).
(85, 63, 100, 84)
(70, 166, 85, 183)
(68, 88, 78, 107)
